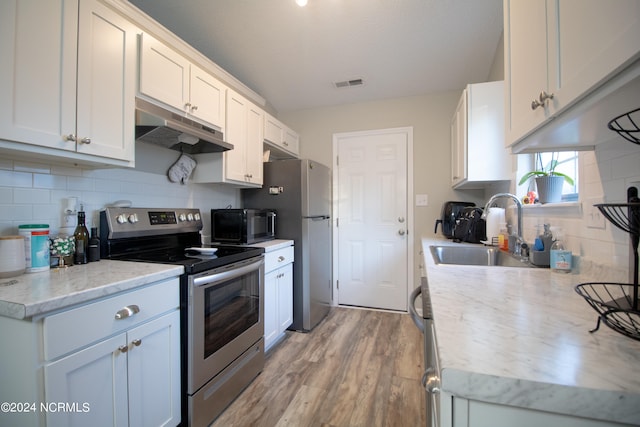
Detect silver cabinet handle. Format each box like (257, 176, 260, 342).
(539, 90, 554, 104)
(398, 229, 406, 236)
(131, 339, 142, 347)
(398, 217, 405, 223)
(278, 256, 285, 262)
(191, 105, 198, 112)
(531, 90, 554, 110)
(531, 99, 543, 110)
(184, 102, 192, 109)
(115, 304, 140, 320)
(79, 137, 91, 144)
(118, 345, 128, 354)
(63, 134, 76, 142)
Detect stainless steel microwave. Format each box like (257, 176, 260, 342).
(211, 209, 276, 244)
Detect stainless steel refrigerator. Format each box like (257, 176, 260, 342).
(242, 159, 331, 331)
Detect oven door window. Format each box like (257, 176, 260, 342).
(204, 270, 260, 358)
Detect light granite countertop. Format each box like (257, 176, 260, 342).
(0, 261, 184, 320)
(422, 237, 640, 425)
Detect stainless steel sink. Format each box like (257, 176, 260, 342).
(430, 245, 534, 268)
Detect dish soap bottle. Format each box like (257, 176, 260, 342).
(550, 237, 572, 273)
(73, 206, 90, 264)
(498, 222, 509, 251)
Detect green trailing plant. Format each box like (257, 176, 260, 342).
(518, 152, 575, 186)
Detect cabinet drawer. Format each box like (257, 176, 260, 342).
(264, 246, 294, 273)
(43, 277, 179, 360)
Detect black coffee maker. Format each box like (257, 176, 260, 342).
(434, 201, 475, 238)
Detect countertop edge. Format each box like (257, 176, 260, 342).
(0, 263, 184, 320)
(441, 368, 640, 425)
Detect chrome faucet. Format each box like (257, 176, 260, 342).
(482, 193, 524, 254)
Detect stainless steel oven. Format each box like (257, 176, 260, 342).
(410, 277, 441, 427)
(100, 207, 266, 427)
(187, 256, 264, 427)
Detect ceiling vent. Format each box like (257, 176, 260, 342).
(333, 78, 364, 89)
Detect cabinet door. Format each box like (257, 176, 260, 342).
(75, 0, 136, 162)
(504, 0, 551, 146)
(44, 334, 129, 427)
(548, 0, 640, 112)
(189, 64, 226, 130)
(264, 113, 284, 146)
(450, 90, 466, 186)
(246, 103, 265, 185)
(0, 0, 77, 151)
(283, 127, 300, 156)
(264, 269, 279, 351)
(225, 90, 249, 182)
(139, 32, 189, 113)
(127, 311, 181, 427)
(277, 263, 294, 332)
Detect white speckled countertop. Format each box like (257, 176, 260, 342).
(246, 239, 294, 252)
(422, 237, 640, 425)
(0, 261, 183, 320)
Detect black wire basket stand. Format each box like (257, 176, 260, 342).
(575, 186, 640, 340)
(607, 107, 640, 145)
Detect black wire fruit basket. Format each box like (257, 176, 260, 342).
(576, 186, 640, 340)
(607, 107, 640, 145)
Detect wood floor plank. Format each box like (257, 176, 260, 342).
(210, 307, 426, 427)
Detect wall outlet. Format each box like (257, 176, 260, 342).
(416, 194, 428, 207)
(585, 197, 606, 229)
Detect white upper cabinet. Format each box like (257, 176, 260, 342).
(504, 0, 640, 151)
(0, 0, 137, 167)
(139, 32, 226, 132)
(451, 81, 510, 189)
(264, 113, 299, 158)
(192, 89, 264, 187)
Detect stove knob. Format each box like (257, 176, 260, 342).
(128, 213, 138, 224)
(187, 213, 194, 221)
(194, 213, 201, 221)
(179, 213, 187, 222)
(116, 214, 127, 224)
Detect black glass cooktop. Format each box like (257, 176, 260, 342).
(112, 244, 264, 274)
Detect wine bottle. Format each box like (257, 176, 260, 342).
(88, 227, 100, 262)
(74, 208, 90, 264)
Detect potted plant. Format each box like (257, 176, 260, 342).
(518, 152, 574, 203)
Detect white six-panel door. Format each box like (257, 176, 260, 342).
(334, 128, 411, 311)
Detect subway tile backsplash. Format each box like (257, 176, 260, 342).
(0, 155, 239, 242)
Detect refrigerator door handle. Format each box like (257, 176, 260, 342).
(267, 211, 276, 234)
(304, 215, 331, 220)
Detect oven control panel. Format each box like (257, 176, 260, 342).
(101, 207, 203, 238)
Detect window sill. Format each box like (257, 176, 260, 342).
(522, 201, 583, 217)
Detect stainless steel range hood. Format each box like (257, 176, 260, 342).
(135, 98, 233, 153)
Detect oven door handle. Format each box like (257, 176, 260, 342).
(193, 258, 263, 287)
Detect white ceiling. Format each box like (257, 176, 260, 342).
(128, 0, 503, 114)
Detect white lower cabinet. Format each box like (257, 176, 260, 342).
(0, 277, 181, 427)
(263, 244, 294, 352)
(443, 393, 635, 427)
(45, 311, 180, 427)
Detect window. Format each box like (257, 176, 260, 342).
(539, 151, 579, 201)
(518, 151, 579, 203)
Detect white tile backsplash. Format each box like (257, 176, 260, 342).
(523, 140, 640, 273)
(0, 150, 239, 242)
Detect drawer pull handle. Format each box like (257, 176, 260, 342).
(278, 256, 285, 262)
(115, 304, 140, 320)
(131, 339, 142, 347)
(118, 345, 128, 354)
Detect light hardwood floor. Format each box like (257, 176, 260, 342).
(211, 306, 426, 427)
